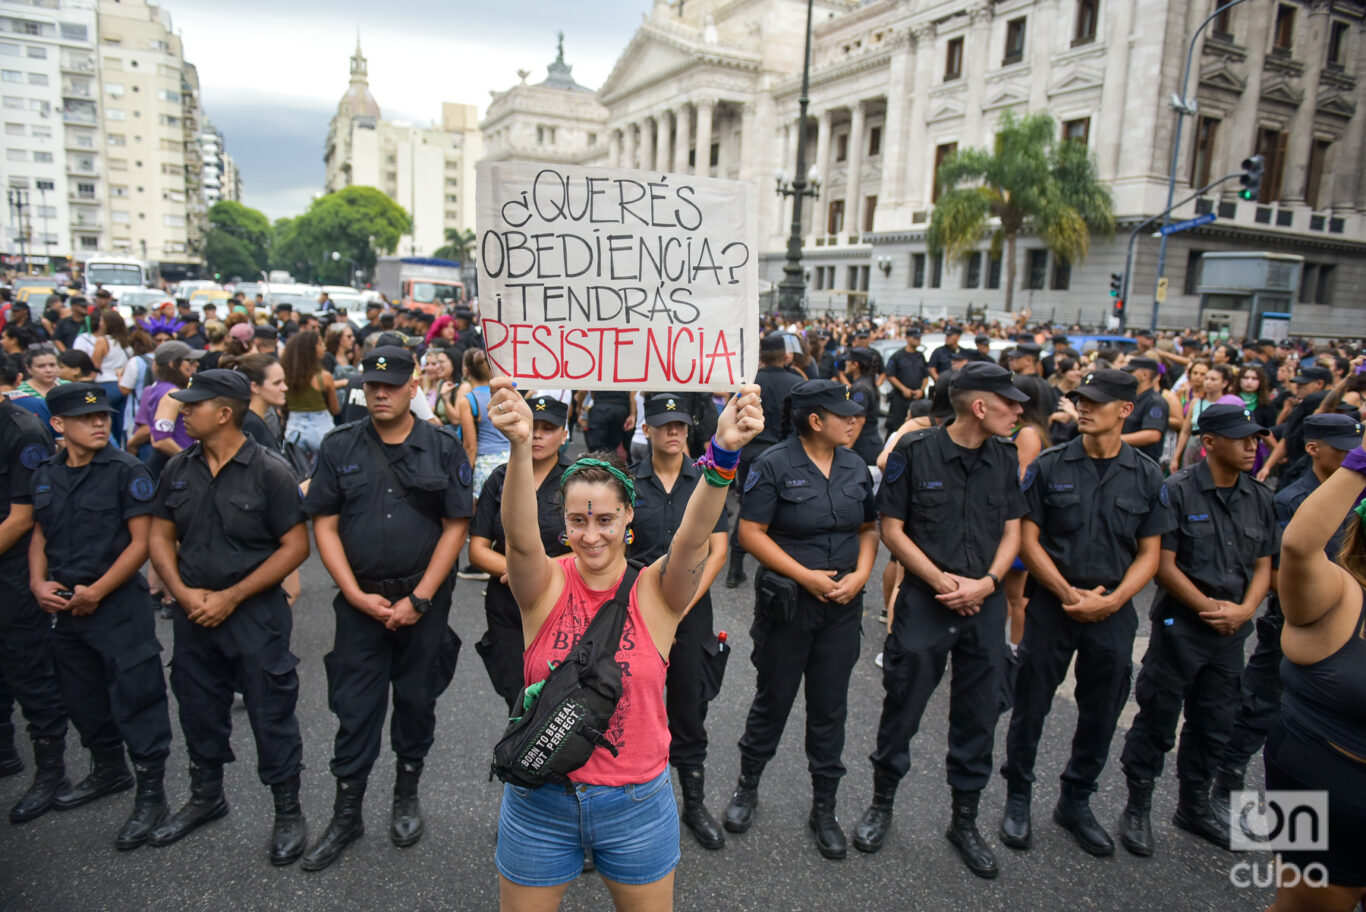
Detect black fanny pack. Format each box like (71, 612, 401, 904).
(755, 567, 800, 622)
(489, 562, 642, 789)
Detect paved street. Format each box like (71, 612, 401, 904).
(0, 533, 1274, 912)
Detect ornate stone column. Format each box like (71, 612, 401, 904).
(694, 98, 714, 176)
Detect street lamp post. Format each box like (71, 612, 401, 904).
(775, 0, 820, 322)
(1151, 0, 1249, 331)
(7, 188, 30, 275)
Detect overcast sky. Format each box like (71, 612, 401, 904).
(170, 0, 647, 220)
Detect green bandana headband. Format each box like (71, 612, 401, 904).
(560, 457, 636, 505)
(1355, 500, 1366, 528)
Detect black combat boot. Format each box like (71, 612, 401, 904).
(148, 762, 228, 846)
(1209, 766, 1244, 832)
(809, 775, 847, 860)
(724, 552, 747, 589)
(269, 776, 306, 866)
(391, 759, 424, 848)
(1119, 776, 1155, 857)
(678, 765, 724, 849)
(1173, 779, 1229, 850)
(115, 761, 168, 850)
(9, 736, 69, 824)
(54, 746, 133, 810)
(0, 733, 22, 778)
(1053, 782, 1114, 856)
(999, 781, 1032, 850)
(852, 770, 898, 853)
(301, 777, 366, 872)
(946, 789, 999, 879)
(723, 755, 765, 833)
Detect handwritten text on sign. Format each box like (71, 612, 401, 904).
(476, 163, 758, 391)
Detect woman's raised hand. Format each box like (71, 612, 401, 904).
(488, 376, 533, 447)
(716, 383, 763, 452)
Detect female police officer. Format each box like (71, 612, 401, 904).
(724, 379, 879, 860)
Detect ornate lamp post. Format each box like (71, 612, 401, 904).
(775, 0, 819, 321)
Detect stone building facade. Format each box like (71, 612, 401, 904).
(481, 37, 610, 166)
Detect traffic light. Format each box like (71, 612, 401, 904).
(1110, 272, 1123, 298)
(1113, 297, 1125, 319)
(1240, 155, 1265, 201)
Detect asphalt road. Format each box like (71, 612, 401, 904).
(0, 510, 1275, 911)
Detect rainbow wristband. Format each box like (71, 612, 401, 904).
(707, 436, 741, 471)
(703, 465, 736, 487)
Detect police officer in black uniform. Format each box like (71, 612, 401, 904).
(146, 369, 311, 864)
(29, 383, 174, 848)
(855, 363, 1029, 878)
(301, 345, 472, 871)
(846, 348, 883, 466)
(630, 393, 730, 850)
(1121, 357, 1170, 464)
(928, 326, 965, 381)
(470, 394, 571, 712)
(726, 333, 801, 588)
(883, 328, 928, 434)
(1209, 412, 1364, 825)
(1118, 403, 1277, 856)
(575, 387, 637, 454)
(1000, 369, 1174, 857)
(724, 379, 879, 860)
(0, 392, 67, 824)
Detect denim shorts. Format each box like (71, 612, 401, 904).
(496, 767, 680, 887)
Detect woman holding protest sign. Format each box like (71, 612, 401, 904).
(488, 374, 762, 911)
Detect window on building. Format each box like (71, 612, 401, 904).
(1305, 139, 1330, 210)
(835, 131, 848, 162)
(33, 151, 52, 163)
(963, 251, 982, 288)
(110, 185, 128, 197)
(1063, 117, 1090, 145)
(863, 195, 877, 233)
(1051, 257, 1071, 290)
(1074, 0, 1098, 45)
(1025, 249, 1048, 289)
(79, 235, 99, 250)
(1, 70, 21, 83)
(1257, 127, 1288, 203)
(1, 96, 20, 110)
(107, 133, 126, 146)
(26, 72, 45, 86)
(75, 181, 95, 198)
(163, 214, 185, 228)
(944, 37, 964, 81)
(60, 23, 87, 41)
(445, 194, 458, 203)
(30, 125, 49, 139)
(25, 46, 44, 59)
(1004, 17, 1026, 64)
(1299, 263, 1318, 303)
(27, 99, 46, 114)
(930, 252, 944, 288)
(106, 108, 125, 120)
(156, 88, 180, 103)
(1184, 250, 1204, 296)
(912, 253, 926, 288)
(105, 82, 123, 97)
(846, 265, 859, 290)
(588, 132, 598, 146)
(5, 148, 23, 162)
(1189, 116, 1218, 188)
(986, 255, 1002, 289)
(111, 210, 131, 224)
(868, 125, 882, 157)
(827, 199, 845, 234)
(445, 178, 458, 188)
(158, 114, 179, 127)
(813, 267, 825, 291)
(0, 43, 16, 57)
(710, 142, 719, 166)
(932, 142, 957, 203)
(3, 121, 19, 135)
(1329, 21, 1349, 67)
(1317, 264, 1335, 305)
(445, 210, 458, 220)
(1213, 0, 1234, 38)
(1273, 5, 1295, 53)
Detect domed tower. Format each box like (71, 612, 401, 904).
(325, 35, 382, 192)
(338, 37, 380, 124)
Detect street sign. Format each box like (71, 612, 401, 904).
(1155, 277, 1168, 302)
(1155, 213, 1217, 236)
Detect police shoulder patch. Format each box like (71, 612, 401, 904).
(1159, 483, 1170, 507)
(129, 474, 155, 502)
(853, 391, 865, 404)
(885, 451, 906, 486)
(19, 444, 45, 470)
(1149, 406, 1163, 418)
(744, 467, 760, 492)
(458, 461, 473, 487)
(1021, 462, 1039, 492)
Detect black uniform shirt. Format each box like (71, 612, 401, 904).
(879, 426, 1028, 580)
(1160, 461, 1278, 603)
(304, 419, 473, 579)
(33, 445, 155, 586)
(740, 435, 875, 570)
(0, 399, 53, 569)
(1123, 388, 1170, 463)
(470, 453, 572, 559)
(1022, 437, 1174, 589)
(152, 438, 305, 591)
(629, 456, 728, 564)
(753, 365, 803, 447)
(242, 409, 280, 452)
(885, 348, 928, 398)
(850, 375, 883, 464)
(928, 344, 961, 376)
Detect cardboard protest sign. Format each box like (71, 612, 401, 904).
(476, 162, 758, 391)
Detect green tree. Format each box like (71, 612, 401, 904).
(203, 200, 271, 280)
(269, 216, 306, 276)
(294, 186, 411, 284)
(927, 110, 1114, 312)
(433, 227, 475, 263)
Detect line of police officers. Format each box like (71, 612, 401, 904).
(1, 344, 1350, 881)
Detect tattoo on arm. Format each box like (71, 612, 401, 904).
(659, 544, 672, 578)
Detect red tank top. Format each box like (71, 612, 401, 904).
(522, 555, 670, 786)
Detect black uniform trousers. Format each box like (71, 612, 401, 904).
(729, 442, 767, 557)
(738, 586, 862, 779)
(51, 580, 171, 763)
(884, 393, 912, 434)
(872, 584, 1006, 791)
(1121, 596, 1247, 784)
(584, 403, 630, 453)
(475, 580, 524, 714)
(1222, 597, 1284, 770)
(1003, 587, 1138, 793)
(666, 594, 718, 769)
(170, 590, 302, 786)
(0, 571, 67, 742)
(0, 677, 13, 747)
(324, 578, 460, 780)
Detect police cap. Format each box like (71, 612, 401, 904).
(527, 395, 570, 427)
(1302, 413, 1364, 451)
(169, 368, 252, 404)
(1198, 403, 1269, 439)
(1292, 365, 1332, 384)
(1124, 356, 1162, 375)
(789, 379, 863, 416)
(644, 393, 693, 426)
(1012, 342, 1042, 359)
(47, 381, 115, 416)
(951, 361, 1030, 402)
(361, 346, 416, 386)
(1069, 369, 1138, 403)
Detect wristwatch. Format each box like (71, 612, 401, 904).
(985, 572, 1001, 590)
(410, 595, 431, 615)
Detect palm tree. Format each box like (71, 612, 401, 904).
(433, 227, 476, 263)
(928, 110, 1114, 312)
